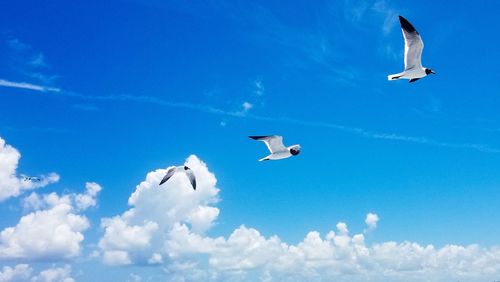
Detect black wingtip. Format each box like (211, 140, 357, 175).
(399, 15, 417, 33)
(249, 136, 268, 140)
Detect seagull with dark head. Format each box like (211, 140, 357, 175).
(249, 135, 301, 161)
(159, 166, 196, 190)
(388, 16, 435, 83)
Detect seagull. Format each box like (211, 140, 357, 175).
(249, 135, 301, 161)
(159, 166, 196, 190)
(22, 176, 40, 182)
(388, 16, 435, 83)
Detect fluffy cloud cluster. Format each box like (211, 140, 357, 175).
(0, 136, 59, 202)
(99, 155, 220, 265)
(31, 265, 74, 282)
(0, 264, 74, 282)
(0, 183, 101, 261)
(98, 155, 500, 281)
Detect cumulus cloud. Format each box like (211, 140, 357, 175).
(31, 265, 74, 282)
(0, 136, 60, 202)
(75, 182, 102, 211)
(0, 264, 74, 282)
(127, 274, 142, 282)
(98, 155, 220, 265)
(98, 155, 500, 281)
(365, 212, 379, 231)
(0, 264, 31, 282)
(0, 183, 101, 261)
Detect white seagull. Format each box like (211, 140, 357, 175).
(159, 166, 196, 190)
(388, 16, 435, 83)
(249, 135, 301, 161)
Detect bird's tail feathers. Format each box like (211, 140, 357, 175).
(258, 156, 271, 162)
(388, 73, 403, 80)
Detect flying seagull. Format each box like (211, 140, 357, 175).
(388, 16, 435, 83)
(249, 135, 301, 161)
(159, 166, 196, 190)
(22, 176, 40, 182)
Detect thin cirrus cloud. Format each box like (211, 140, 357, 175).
(2, 79, 500, 154)
(96, 155, 500, 281)
(0, 78, 60, 93)
(4, 37, 59, 85)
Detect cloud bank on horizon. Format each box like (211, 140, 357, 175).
(0, 136, 499, 281)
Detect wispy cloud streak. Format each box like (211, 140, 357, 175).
(52, 91, 500, 153)
(5, 83, 500, 154)
(0, 79, 60, 93)
(243, 115, 500, 153)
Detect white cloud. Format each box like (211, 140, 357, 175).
(28, 53, 47, 68)
(98, 156, 500, 281)
(22, 192, 71, 211)
(242, 102, 253, 112)
(75, 182, 102, 211)
(365, 212, 379, 231)
(0, 184, 101, 261)
(31, 265, 74, 282)
(0, 203, 88, 260)
(253, 79, 264, 96)
(0, 264, 73, 282)
(0, 264, 32, 282)
(4, 36, 58, 84)
(6, 39, 30, 51)
(372, 0, 399, 35)
(0, 79, 61, 93)
(343, 0, 399, 35)
(127, 274, 142, 282)
(98, 155, 220, 265)
(0, 136, 60, 202)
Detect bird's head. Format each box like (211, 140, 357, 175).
(184, 166, 190, 171)
(289, 145, 301, 156)
(425, 68, 436, 75)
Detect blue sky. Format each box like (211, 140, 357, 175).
(1, 0, 500, 281)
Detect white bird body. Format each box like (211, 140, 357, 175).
(249, 135, 301, 161)
(259, 149, 293, 161)
(388, 16, 435, 83)
(388, 67, 427, 80)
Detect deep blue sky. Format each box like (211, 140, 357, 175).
(1, 0, 500, 280)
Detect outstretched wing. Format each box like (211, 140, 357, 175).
(159, 167, 176, 186)
(399, 16, 424, 71)
(184, 167, 196, 190)
(249, 135, 286, 153)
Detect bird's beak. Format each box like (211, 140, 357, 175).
(431, 70, 436, 74)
